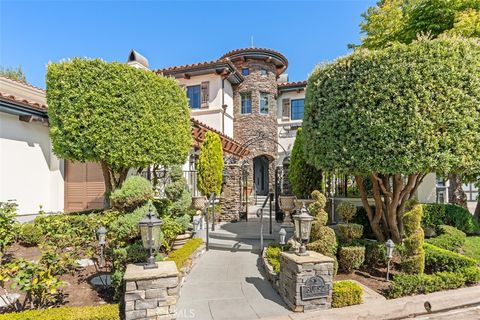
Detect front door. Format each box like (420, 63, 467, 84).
(253, 156, 269, 195)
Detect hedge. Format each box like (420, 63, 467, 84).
(0, 304, 119, 320)
(426, 225, 466, 252)
(167, 238, 203, 270)
(339, 246, 365, 274)
(424, 243, 477, 273)
(422, 204, 480, 234)
(332, 280, 363, 308)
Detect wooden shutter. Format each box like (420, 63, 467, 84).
(65, 161, 105, 212)
(201, 81, 209, 108)
(282, 98, 290, 120)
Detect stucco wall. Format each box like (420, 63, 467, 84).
(277, 90, 305, 161)
(0, 112, 64, 216)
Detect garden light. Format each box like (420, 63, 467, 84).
(279, 228, 286, 246)
(292, 203, 314, 256)
(96, 226, 107, 268)
(385, 239, 395, 281)
(139, 204, 163, 269)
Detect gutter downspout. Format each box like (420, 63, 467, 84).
(221, 77, 227, 134)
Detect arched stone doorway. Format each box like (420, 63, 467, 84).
(253, 155, 270, 196)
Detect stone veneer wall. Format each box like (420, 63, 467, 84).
(232, 58, 279, 192)
(220, 163, 241, 221)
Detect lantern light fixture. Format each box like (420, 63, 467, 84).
(139, 203, 163, 269)
(292, 203, 314, 256)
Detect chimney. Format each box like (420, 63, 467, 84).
(127, 49, 149, 70)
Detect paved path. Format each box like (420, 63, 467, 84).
(177, 250, 291, 320)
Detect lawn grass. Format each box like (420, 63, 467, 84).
(463, 236, 480, 264)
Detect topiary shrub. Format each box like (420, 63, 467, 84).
(354, 239, 387, 268)
(426, 225, 466, 252)
(338, 224, 364, 243)
(401, 204, 425, 274)
(308, 190, 338, 260)
(422, 203, 480, 234)
(164, 165, 192, 216)
(337, 201, 356, 223)
(110, 176, 153, 211)
(197, 131, 224, 197)
(108, 204, 155, 246)
(424, 243, 477, 273)
(19, 223, 43, 246)
(339, 246, 365, 274)
(332, 280, 363, 308)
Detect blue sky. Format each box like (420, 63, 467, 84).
(1, 0, 377, 89)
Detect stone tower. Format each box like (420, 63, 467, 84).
(220, 48, 288, 195)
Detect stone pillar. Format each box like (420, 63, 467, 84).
(220, 163, 241, 222)
(123, 261, 179, 320)
(279, 251, 334, 312)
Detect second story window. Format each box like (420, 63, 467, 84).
(187, 85, 201, 109)
(259, 92, 269, 114)
(241, 92, 252, 114)
(242, 68, 249, 76)
(291, 99, 304, 120)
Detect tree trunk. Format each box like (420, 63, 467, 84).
(448, 173, 468, 209)
(355, 176, 385, 241)
(100, 161, 129, 208)
(475, 201, 480, 223)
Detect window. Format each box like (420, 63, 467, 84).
(187, 85, 201, 109)
(241, 93, 252, 114)
(242, 68, 249, 76)
(259, 92, 269, 114)
(260, 69, 268, 76)
(291, 99, 304, 120)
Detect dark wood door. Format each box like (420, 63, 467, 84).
(64, 161, 105, 212)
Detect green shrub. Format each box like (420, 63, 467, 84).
(460, 266, 480, 284)
(161, 215, 185, 252)
(265, 245, 281, 274)
(401, 205, 425, 274)
(332, 280, 363, 308)
(197, 131, 224, 196)
(110, 176, 153, 211)
(339, 246, 365, 274)
(308, 226, 338, 258)
(164, 165, 192, 216)
(311, 190, 327, 209)
(352, 206, 374, 239)
(422, 204, 480, 234)
(338, 224, 363, 243)
(0, 201, 18, 257)
(19, 223, 43, 246)
(436, 271, 466, 289)
(0, 304, 119, 320)
(426, 225, 466, 252)
(167, 238, 203, 270)
(108, 205, 154, 246)
(337, 201, 357, 223)
(424, 243, 477, 272)
(354, 239, 387, 268)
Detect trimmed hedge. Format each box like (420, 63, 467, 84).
(339, 246, 365, 274)
(332, 280, 363, 308)
(0, 304, 119, 320)
(424, 243, 477, 273)
(354, 239, 387, 268)
(338, 224, 363, 243)
(167, 238, 203, 270)
(401, 205, 425, 274)
(422, 204, 480, 234)
(426, 225, 466, 252)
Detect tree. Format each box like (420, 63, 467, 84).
(302, 37, 480, 242)
(358, 0, 480, 49)
(46, 58, 192, 197)
(197, 131, 224, 197)
(0, 66, 27, 83)
(289, 128, 324, 198)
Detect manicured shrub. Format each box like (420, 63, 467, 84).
(311, 190, 327, 209)
(426, 225, 466, 252)
(339, 246, 365, 274)
(401, 205, 425, 274)
(265, 245, 281, 274)
(424, 243, 477, 273)
(165, 165, 192, 216)
(352, 206, 374, 239)
(108, 205, 154, 246)
(19, 223, 43, 246)
(436, 271, 466, 290)
(308, 190, 338, 259)
(354, 239, 387, 268)
(460, 266, 480, 284)
(167, 238, 203, 270)
(197, 131, 224, 197)
(110, 176, 153, 211)
(0, 304, 119, 320)
(332, 280, 363, 308)
(338, 224, 364, 243)
(337, 201, 356, 223)
(422, 204, 480, 234)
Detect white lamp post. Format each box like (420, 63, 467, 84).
(96, 226, 107, 268)
(139, 204, 163, 269)
(385, 239, 395, 281)
(292, 203, 314, 256)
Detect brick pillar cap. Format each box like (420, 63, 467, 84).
(280, 251, 335, 264)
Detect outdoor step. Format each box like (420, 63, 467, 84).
(204, 237, 272, 252)
(209, 230, 275, 241)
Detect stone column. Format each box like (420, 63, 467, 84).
(279, 251, 334, 312)
(220, 163, 241, 222)
(123, 261, 179, 320)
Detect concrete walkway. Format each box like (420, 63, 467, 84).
(176, 250, 291, 320)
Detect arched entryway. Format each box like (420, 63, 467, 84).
(253, 155, 269, 196)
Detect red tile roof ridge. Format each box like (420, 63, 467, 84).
(278, 80, 307, 87)
(156, 59, 228, 74)
(0, 91, 48, 111)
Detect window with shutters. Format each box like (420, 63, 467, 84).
(291, 99, 305, 120)
(282, 98, 291, 120)
(187, 85, 201, 109)
(201, 81, 209, 108)
(259, 92, 269, 114)
(241, 92, 252, 114)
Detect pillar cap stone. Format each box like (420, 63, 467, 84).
(280, 251, 334, 264)
(124, 262, 179, 281)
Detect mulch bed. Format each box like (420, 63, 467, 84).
(335, 266, 398, 296)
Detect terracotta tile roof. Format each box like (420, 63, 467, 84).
(0, 91, 48, 112)
(220, 47, 287, 62)
(191, 118, 249, 158)
(156, 59, 235, 75)
(0, 76, 46, 93)
(278, 80, 307, 89)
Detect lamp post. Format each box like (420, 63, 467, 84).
(139, 204, 163, 269)
(97, 226, 107, 268)
(292, 203, 314, 256)
(385, 239, 395, 281)
(279, 228, 286, 251)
